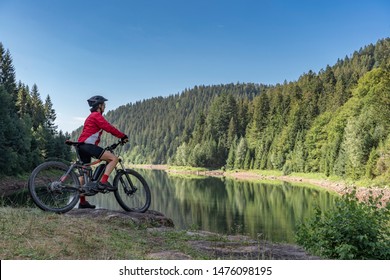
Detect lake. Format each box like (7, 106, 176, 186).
(88, 169, 337, 243)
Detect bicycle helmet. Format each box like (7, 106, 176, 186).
(87, 95, 108, 108)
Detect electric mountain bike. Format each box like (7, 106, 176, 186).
(28, 140, 151, 213)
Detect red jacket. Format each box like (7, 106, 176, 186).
(78, 112, 125, 145)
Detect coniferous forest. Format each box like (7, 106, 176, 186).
(95, 38, 390, 182)
(0, 42, 71, 176)
(2, 38, 390, 185)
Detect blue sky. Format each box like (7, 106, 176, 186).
(0, 0, 389, 133)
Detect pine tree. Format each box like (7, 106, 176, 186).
(226, 136, 237, 170)
(0, 86, 29, 174)
(44, 95, 58, 134)
(243, 149, 252, 170)
(0, 42, 71, 175)
(0, 43, 4, 81)
(0, 49, 17, 100)
(235, 137, 248, 169)
(16, 83, 31, 118)
(227, 117, 237, 149)
(30, 84, 45, 130)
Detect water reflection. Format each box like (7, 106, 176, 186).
(88, 170, 337, 243)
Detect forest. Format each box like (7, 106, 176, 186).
(2, 38, 390, 184)
(94, 38, 390, 182)
(0, 42, 71, 176)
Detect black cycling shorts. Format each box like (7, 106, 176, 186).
(78, 144, 105, 164)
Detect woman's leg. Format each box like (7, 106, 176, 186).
(98, 151, 119, 190)
(78, 176, 96, 208)
(100, 150, 119, 177)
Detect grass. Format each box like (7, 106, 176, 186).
(0, 205, 314, 260)
(0, 206, 259, 260)
(350, 176, 390, 188)
(0, 207, 196, 260)
(167, 165, 211, 172)
(0, 207, 115, 259)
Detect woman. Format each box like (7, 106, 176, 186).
(77, 95, 128, 208)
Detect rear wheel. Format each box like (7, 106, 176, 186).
(114, 169, 151, 212)
(28, 161, 80, 213)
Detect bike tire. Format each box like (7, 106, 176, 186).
(113, 169, 151, 212)
(28, 161, 80, 213)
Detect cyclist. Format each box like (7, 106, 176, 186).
(77, 95, 128, 208)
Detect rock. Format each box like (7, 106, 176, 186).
(54, 209, 320, 260)
(65, 209, 175, 228)
(185, 231, 320, 260)
(187, 239, 320, 260)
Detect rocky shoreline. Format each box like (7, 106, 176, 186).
(65, 208, 320, 260)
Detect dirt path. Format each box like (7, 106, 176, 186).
(0, 177, 27, 197)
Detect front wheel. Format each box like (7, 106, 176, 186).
(28, 161, 80, 213)
(113, 169, 151, 212)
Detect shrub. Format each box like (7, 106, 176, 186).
(296, 189, 390, 259)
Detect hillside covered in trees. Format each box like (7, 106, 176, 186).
(0, 42, 71, 176)
(3, 38, 389, 185)
(87, 38, 390, 182)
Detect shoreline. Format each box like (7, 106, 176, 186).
(135, 164, 390, 205)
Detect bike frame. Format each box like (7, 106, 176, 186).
(59, 159, 101, 189)
(61, 140, 136, 194)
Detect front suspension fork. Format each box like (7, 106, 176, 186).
(116, 160, 137, 195)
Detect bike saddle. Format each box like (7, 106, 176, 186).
(65, 140, 83, 146)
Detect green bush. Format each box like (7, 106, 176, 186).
(296, 189, 390, 259)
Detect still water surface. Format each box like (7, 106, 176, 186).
(89, 169, 337, 243)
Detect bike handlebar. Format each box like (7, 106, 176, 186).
(105, 140, 126, 152)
